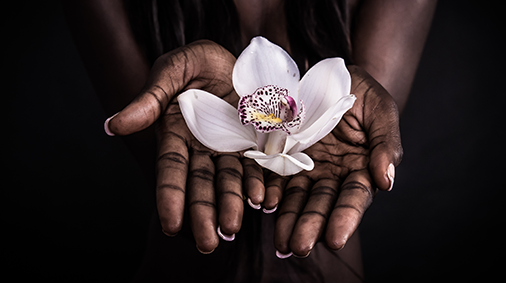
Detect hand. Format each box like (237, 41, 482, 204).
(105, 40, 262, 253)
(271, 65, 403, 257)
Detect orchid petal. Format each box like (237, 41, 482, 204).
(298, 58, 351, 133)
(178, 89, 257, 152)
(233, 37, 300, 101)
(287, 94, 356, 154)
(244, 150, 314, 176)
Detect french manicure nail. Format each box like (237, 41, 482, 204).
(247, 198, 261, 210)
(104, 112, 119, 136)
(387, 163, 395, 191)
(217, 225, 235, 241)
(262, 205, 278, 214)
(276, 250, 293, 259)
(162, 229, 177, 237)
(293, 250, 311, 258)
(196, 245, 215, 255)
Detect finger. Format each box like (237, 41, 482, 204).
(325, 169, 375, 250)
(349, 65, 403, 191)
(242, 158, 265, 209)
(289, 178, 339, 257)
(363, 83, 403, 191)
(274, 175, 312, 255)
(215, 154, 244, 238)
(156, 129, 190, 236)
(263, 172, 288, 213)
(367, 102, 402, 191)
(105, 46, 199, 136)
(187, 151, 219, 253)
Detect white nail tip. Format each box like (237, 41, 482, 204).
(276, 250, 293, 259)
(247, 198, 261, 210)
(262, 205, 278, 214)
(387, 163, 395, 191)
(104, 112, 119, 136)
(217, 226, 235, 241)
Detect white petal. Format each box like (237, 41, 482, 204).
(288, 94, 356, 154)
(298, 58, 351, 133)
(178, 89, 257, 152)
(233, 36, 300, 100)
(244, 150, 314, 176)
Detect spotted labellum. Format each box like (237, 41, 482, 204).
(238, 85, 304, 134)
(179, 36, 356, 176)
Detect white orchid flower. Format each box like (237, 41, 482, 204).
(178, 36, 356, 176)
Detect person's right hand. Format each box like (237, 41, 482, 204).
(105, 40, 262, 253)
(269, 65, 403, 257)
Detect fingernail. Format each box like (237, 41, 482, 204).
(104, 112, 119, 136)
(387, 163, 395, 191)
(262, 205, 277, 214)
(162, 229, 177, 237)
(196, 245, 215, 255)
(247, 198, 261, 210)
(293, 250, 311, 258)
(276, 250, 293, 259)
(217, 225, 235, 241)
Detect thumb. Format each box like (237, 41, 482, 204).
(104, 45, 201, 136)
(349, 65, 403, 191)
(367, 99, 403, 191)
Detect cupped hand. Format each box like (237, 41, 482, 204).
(105, 40, 263, 253)
(271, 65, 403, 257)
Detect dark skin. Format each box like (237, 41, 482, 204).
(63, 0, 436, 256)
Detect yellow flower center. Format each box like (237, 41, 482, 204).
(252, 111, 282, 124)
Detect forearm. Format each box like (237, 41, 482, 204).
(351, 0, 437, 113)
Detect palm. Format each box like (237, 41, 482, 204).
(304, 117, 370, 182)
(273, 65, 402, 257)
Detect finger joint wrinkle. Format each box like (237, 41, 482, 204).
(153, 84, 170, 102)
(158, 152, 189, 165)
(341, 181, 372, 197)
(146, 90, 164, 117)
(243, 163, 263, 174)
(219, 191, 243, 200)
(334, 204, 362, 215)
(245, 175, 263, 183)
(284, 186, 308, 197)
(300, 210, 328, 219)
(368, 137, 387, 152)
(157, 184, 185, 194)
(311, 186, 338, 198)
(190, 169, 214, 182)
(191, 149, 212, 157)
(189, 200, 216, 209)
(217, 167, 242, 180)
(161, 131, 187, 145)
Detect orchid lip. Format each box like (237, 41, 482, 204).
(238, 85, 305, 134)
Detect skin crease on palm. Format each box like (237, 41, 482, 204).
(66, 0, 436, 256)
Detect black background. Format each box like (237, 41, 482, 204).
(4, 1, 505, 282)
